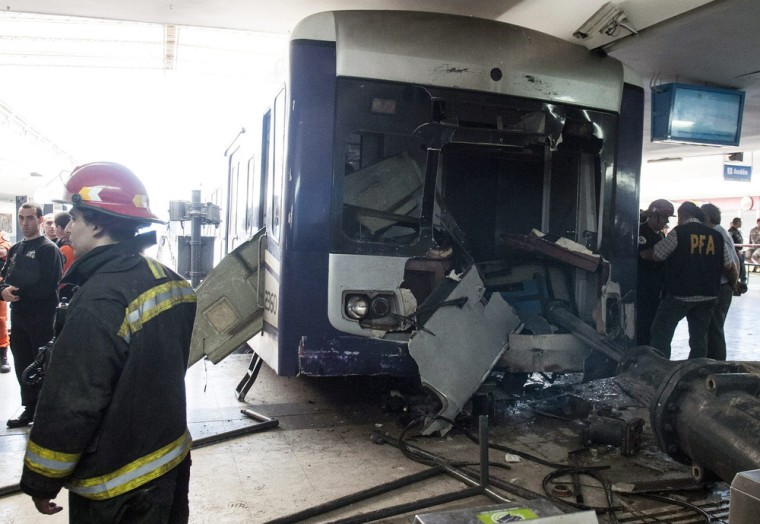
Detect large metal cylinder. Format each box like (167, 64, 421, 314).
(547, 304, 760, 482)
(616, 346, 760, 482)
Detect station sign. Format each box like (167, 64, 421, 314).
(724, 164, 752, 181)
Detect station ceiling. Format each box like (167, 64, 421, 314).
(1, 0, 759, 198)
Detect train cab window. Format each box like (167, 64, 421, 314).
(341, 132, 426, 244)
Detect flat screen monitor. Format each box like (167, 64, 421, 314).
(651, 83, 745, 146)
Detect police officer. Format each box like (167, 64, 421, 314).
(20, 163, 197, 523)
(728, 217, 746, 284)
(636, 199, 673, 345)
(649, 201, 737, 359)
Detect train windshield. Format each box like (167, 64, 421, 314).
(333, 78, 616, 261)
(342, 132, 427, 244)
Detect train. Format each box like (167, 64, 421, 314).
(189, 10, 644, 413)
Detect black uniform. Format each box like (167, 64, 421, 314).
(729, 225, 746, 284)
(650, 222, 726, 359)
(20, 232, 197, 522)
(663, 222, 724, 297)
(0, 235, 62, 410)
(636, 221, 665, 345)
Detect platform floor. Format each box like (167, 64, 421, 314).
(1, 285, 757, 523)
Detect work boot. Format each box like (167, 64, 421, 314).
(7, 407, 35, 428)
(0, 347, 9, 373)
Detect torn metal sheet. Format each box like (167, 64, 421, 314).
(188, 229, 266, 367)
(408, 267, 520, 435)
(500, 333, 592, 373)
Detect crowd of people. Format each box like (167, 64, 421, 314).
(637, 198, 748, 361)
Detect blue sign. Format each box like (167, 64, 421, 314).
(724, 164, 752, 181)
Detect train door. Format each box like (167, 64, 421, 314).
(255, 89, 286, 371)
(225, 140, 260, 254)
(189, 90, 287, 370)
(189, 119, 272, 368)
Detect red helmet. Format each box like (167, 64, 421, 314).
(59, 162, 162, 223)
(644, 199, 675, 218)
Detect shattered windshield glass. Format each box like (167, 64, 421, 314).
(341, 132, 427, 244)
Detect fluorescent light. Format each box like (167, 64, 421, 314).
(647, 157, 683, 163)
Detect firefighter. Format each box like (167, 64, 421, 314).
(19, 162, 197, 523)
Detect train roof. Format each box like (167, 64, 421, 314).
(292, 10, 626, 113)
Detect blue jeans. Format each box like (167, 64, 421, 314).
(649, 295, 716, 359)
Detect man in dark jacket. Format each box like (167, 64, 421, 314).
(0, 202, 62, 427)
(19, 162, 197, 523)
(649, 201, 737, 359)
(636, 199, 673, 345)
(728, 217, 746, 285)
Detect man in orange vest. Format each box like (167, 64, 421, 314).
(0, 229, 11, 373)
(53, 211, 76, 275)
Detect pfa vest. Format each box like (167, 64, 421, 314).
(664, 221, 724, 297)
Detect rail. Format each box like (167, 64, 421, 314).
(734, 244, 760, 280)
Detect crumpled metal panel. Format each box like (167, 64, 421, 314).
(188, 229, 266, 367)
(409, 267, 520, 435)
(500, 333, 592, 373)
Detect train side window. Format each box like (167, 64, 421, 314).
(261, 109, 272, 234)
(235, 154, 252, 240)
(270, 89, 286, 240)
(229, 159, 240, 247)
(341, 132, 426, 244)
(246, 156, 257, 232)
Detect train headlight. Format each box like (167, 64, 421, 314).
(370, 296, 391, 317)
(346, 295, 370, 320)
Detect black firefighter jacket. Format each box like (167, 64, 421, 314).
(20, 232, 197, 501)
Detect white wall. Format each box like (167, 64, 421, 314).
(640, 150, 758, 204)
(640, 149, 759, 234)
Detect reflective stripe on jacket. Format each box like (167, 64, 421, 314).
(66, 429, 192, 500)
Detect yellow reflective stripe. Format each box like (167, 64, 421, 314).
(67, 429, 192, 500)
(117, 281, 196, 342)
(143, 256, 166, 279)
(24, 440, 82, 479)
(78, 186, 98, 202)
